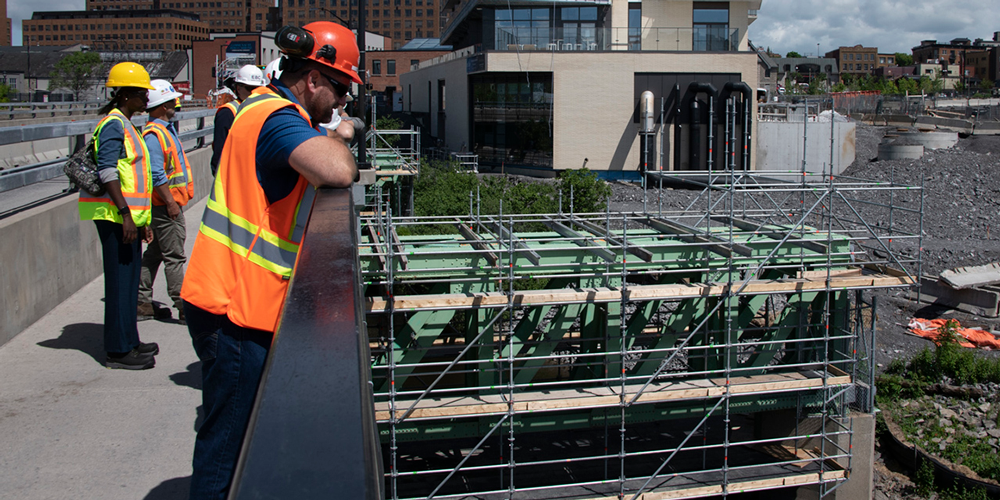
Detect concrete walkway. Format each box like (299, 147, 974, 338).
(0, 197, 208, 499)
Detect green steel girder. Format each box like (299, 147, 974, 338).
(377, 390, 836, 443)
(359, 226, 855, 284)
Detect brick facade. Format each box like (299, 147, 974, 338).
(22, 10, 209, 50)
(282, 0, 441, 50)
(825, 45, 879, 77)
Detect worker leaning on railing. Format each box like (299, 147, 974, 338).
(180, 21, 359, 499)
(79, 62, 159, 370)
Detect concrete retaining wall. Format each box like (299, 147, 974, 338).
(0, 147, 212, 347)
(756, 121, 856, 181)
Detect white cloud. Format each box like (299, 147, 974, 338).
(750, 0, 997, 56)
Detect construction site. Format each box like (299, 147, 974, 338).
(347, 86, 944, 499)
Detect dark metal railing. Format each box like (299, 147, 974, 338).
(229, 188, 384, 500)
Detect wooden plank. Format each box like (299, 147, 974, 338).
(366, 272, 914, 312)
(579, 471, 846, 500)
(374, 371, 852, 421)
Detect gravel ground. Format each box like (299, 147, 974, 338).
(604, 122, 1000, 498)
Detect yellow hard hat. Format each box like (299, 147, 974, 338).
(106, 62, 155, 89)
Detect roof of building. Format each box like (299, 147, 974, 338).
(0, 49, 189, 80)
(399, 38, 452, 51)
(30, 9, 203, 22)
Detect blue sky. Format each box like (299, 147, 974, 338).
(8, 0, 998, 55)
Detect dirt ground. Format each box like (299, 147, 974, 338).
(603, 123, 1000, 498)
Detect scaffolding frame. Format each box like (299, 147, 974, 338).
(360, 138, 919, 498)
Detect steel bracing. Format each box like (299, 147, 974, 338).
(359, 166, 919, 499)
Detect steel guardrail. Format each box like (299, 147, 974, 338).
(0, 109, 216, 194)
(229, 188, 384, 500)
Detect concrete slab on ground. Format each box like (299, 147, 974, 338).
(0, 196, 207, 500)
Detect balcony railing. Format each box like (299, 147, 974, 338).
(493, 26, 741, 52)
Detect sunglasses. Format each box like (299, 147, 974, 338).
(320, 72, 350, 97)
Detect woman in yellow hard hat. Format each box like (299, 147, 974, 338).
(82, 61, 159, 369)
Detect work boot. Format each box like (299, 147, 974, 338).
(176, 307, 186, 326)
(106, 349, 155, 370)
(137, 302, 155, 321)
(136, 341, 159, 356)
(153, 305, 172, 320)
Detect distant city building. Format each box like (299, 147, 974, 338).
(281, 0, 441, 50)
(825, 45, 879, 77)
(367, 38, 450, 111)
(1, 0, 10, 46)
(912, 38, 978, 88)
(876, 53, 895, 69)
(85, 0, 277, 33)
(22, 10, 209, 50)
(773, 57, 840, 85)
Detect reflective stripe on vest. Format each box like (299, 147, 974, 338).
(182, 86, 318, 331)
(143, 121, 194, 206)
(78, 108, 152, 226)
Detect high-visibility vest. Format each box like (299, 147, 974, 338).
(79, 108, 152, 226)
(143, 120, 194, 206)
(181, 87, 317, 332)
(222, 101, 239, 115)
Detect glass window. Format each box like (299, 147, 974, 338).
(693, 2, 729, 51)
(471, 73, 553, 170)
(387, 59, 396, 75)
(372, 59, 381, 75)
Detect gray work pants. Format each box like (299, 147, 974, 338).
(138, 204, 187, 308)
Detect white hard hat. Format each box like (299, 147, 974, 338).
(234, 65, 266, 87)
(146, 79, 183, 109)
(264, 57, 284, 84)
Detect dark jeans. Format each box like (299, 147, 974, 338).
(94, 220, 142, 354)
(183, 301, 272, 500)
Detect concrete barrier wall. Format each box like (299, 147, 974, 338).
(0, 147, 212, 347)
(755, 121, 856, 181)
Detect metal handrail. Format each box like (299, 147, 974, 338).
(230, 188, 384, 500)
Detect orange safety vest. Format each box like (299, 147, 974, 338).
(78, 108, 152, 226)
(143, 120, 194, 206)
(181, 87, 317, 332)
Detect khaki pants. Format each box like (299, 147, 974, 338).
(138, 204, 187, 308)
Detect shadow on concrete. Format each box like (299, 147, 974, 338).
(142, 476, 190, 500)
(36, 322, 105, 365)
(170, 362, 202, 390)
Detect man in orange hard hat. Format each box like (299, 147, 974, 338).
(180, 22, 359, 499)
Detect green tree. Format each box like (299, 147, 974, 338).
(894, 52, 913, 66)
(50, 51, 103, 101)
(786, 51, 802, 58)
(978, 78, 994, 94)
(0, 83, 11, 103)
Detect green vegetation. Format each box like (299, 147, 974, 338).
(50, 51, 103, 101)
(0, 83, 11, 103)
(915, 458, 935, 497)
(828, 72, 943, 95)
(374, 115, 404, 147)
(786, 51, 803, 58)
(412, 160, 611, 228)
(895, 52, 914, 66)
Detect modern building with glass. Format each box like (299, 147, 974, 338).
(400, 0, 762, 177)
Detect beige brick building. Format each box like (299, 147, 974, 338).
(825, 45, 879, 77)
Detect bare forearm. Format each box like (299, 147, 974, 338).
(288, 136, 358, 188)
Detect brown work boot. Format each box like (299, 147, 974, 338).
(137, 302, 155, 321)
(176, 307, 186, 325)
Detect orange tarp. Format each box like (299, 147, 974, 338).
(908, 318, 1000, 350)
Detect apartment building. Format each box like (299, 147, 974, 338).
(86, 0, 277, 33)
(1, 0, 10, 46)
(22, 10, 209, 50)
(912, 38, 979, 88)
(367, 38, 450, 111)
(281, 0, 441, 50)
(401, 0, 762, 176)
(876, 53, 895, 69)
(824, 45, 878, 77)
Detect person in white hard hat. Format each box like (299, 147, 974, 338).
(211, 65, 266, 175)
(263, 56, 283, 85)
(138, 79, 194, 323)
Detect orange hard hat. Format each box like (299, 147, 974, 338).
(275, 22, 361, 84)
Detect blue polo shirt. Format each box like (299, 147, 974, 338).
(255, 78, 325, 203)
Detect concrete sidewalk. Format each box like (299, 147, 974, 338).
(0, 197, 207, 499)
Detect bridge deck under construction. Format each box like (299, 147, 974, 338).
(357, 170, 921, 499)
